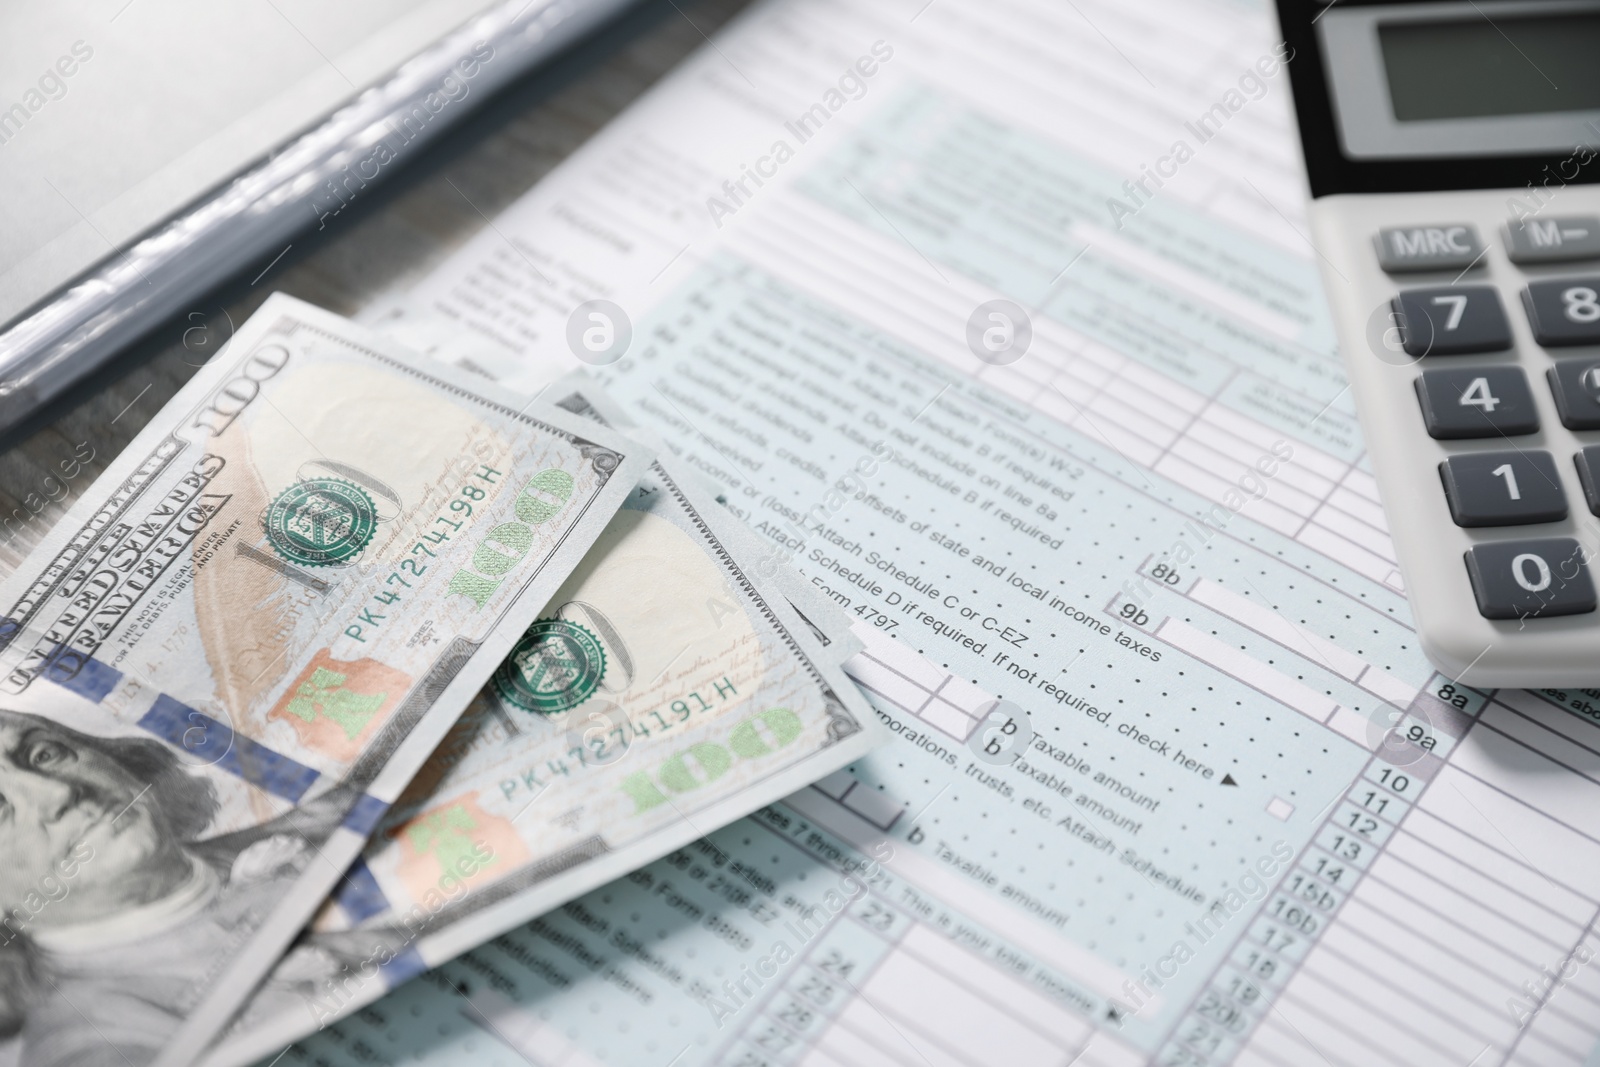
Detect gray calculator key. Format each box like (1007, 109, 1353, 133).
(1523, 278, 1600, 346)
(1393, 286, 1511, 355)
(1465, 538, 1596, 620)
(1415, 367, 1539, 439)
(1505, 216, 1600, 264)
(1573, 447, 1600, 515)
(1439, 451, 1566, 526)
(1374, 224, 1482, 272)
(1546, 360, 1600, 430)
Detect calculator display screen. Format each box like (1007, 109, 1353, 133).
(1379, 14, 1600, 121)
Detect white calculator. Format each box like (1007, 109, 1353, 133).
(1277, 0, 1600, 686)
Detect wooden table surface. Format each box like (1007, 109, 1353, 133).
(0, 0, 748, 574)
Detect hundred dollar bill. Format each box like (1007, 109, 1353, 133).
(201, 376, 882, 1067)
(0, 295, 648, 1067)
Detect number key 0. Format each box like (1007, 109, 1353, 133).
(1523, 278, 1600, 346)
(1415, 366, 1539, 438)
(1465, 538, 1596, 619)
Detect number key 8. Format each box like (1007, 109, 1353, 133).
(1524, 278, 1600, 346)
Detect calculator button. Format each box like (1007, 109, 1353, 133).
(1374, 224, 1482, 272)
(1465, 539, 1596, 620)
(1439, 451, 1566, 526)
(1392, 286, 1511, 355)
(1522, 278, 1600, 346)
(1573, 447, 1600, 515)
(1414, 367, 1538, 439)
(1546, 361, 1600, 429)
(1505, 216, 1600, 264)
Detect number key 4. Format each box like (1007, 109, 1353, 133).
(1523, 278, 1600, 346)
(1415, 366, 1539, 439)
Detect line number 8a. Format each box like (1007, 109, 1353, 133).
(1512, 552, 1552, 593)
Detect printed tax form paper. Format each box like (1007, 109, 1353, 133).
(294, 0, 1600, 1064)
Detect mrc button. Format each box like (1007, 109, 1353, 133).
(1375, 224, 1482, 272)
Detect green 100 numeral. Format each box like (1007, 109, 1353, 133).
(620, 707, 802, 814)
(448, 468, 574, 609)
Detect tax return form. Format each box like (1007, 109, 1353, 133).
(298, 0, 1600, 1063)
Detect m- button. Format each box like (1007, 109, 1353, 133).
(1375, 224, 1483, 272)
(1505, 215, 1600, 264)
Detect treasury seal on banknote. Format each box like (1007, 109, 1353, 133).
(266, 477, 378, 566)
(493, 617, 607, 714)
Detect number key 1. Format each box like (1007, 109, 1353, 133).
(1523, 278, 1600, 346)
(1439, 450, 1566, 526)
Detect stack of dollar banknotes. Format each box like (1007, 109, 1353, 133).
(0, 296, 882, 1067)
